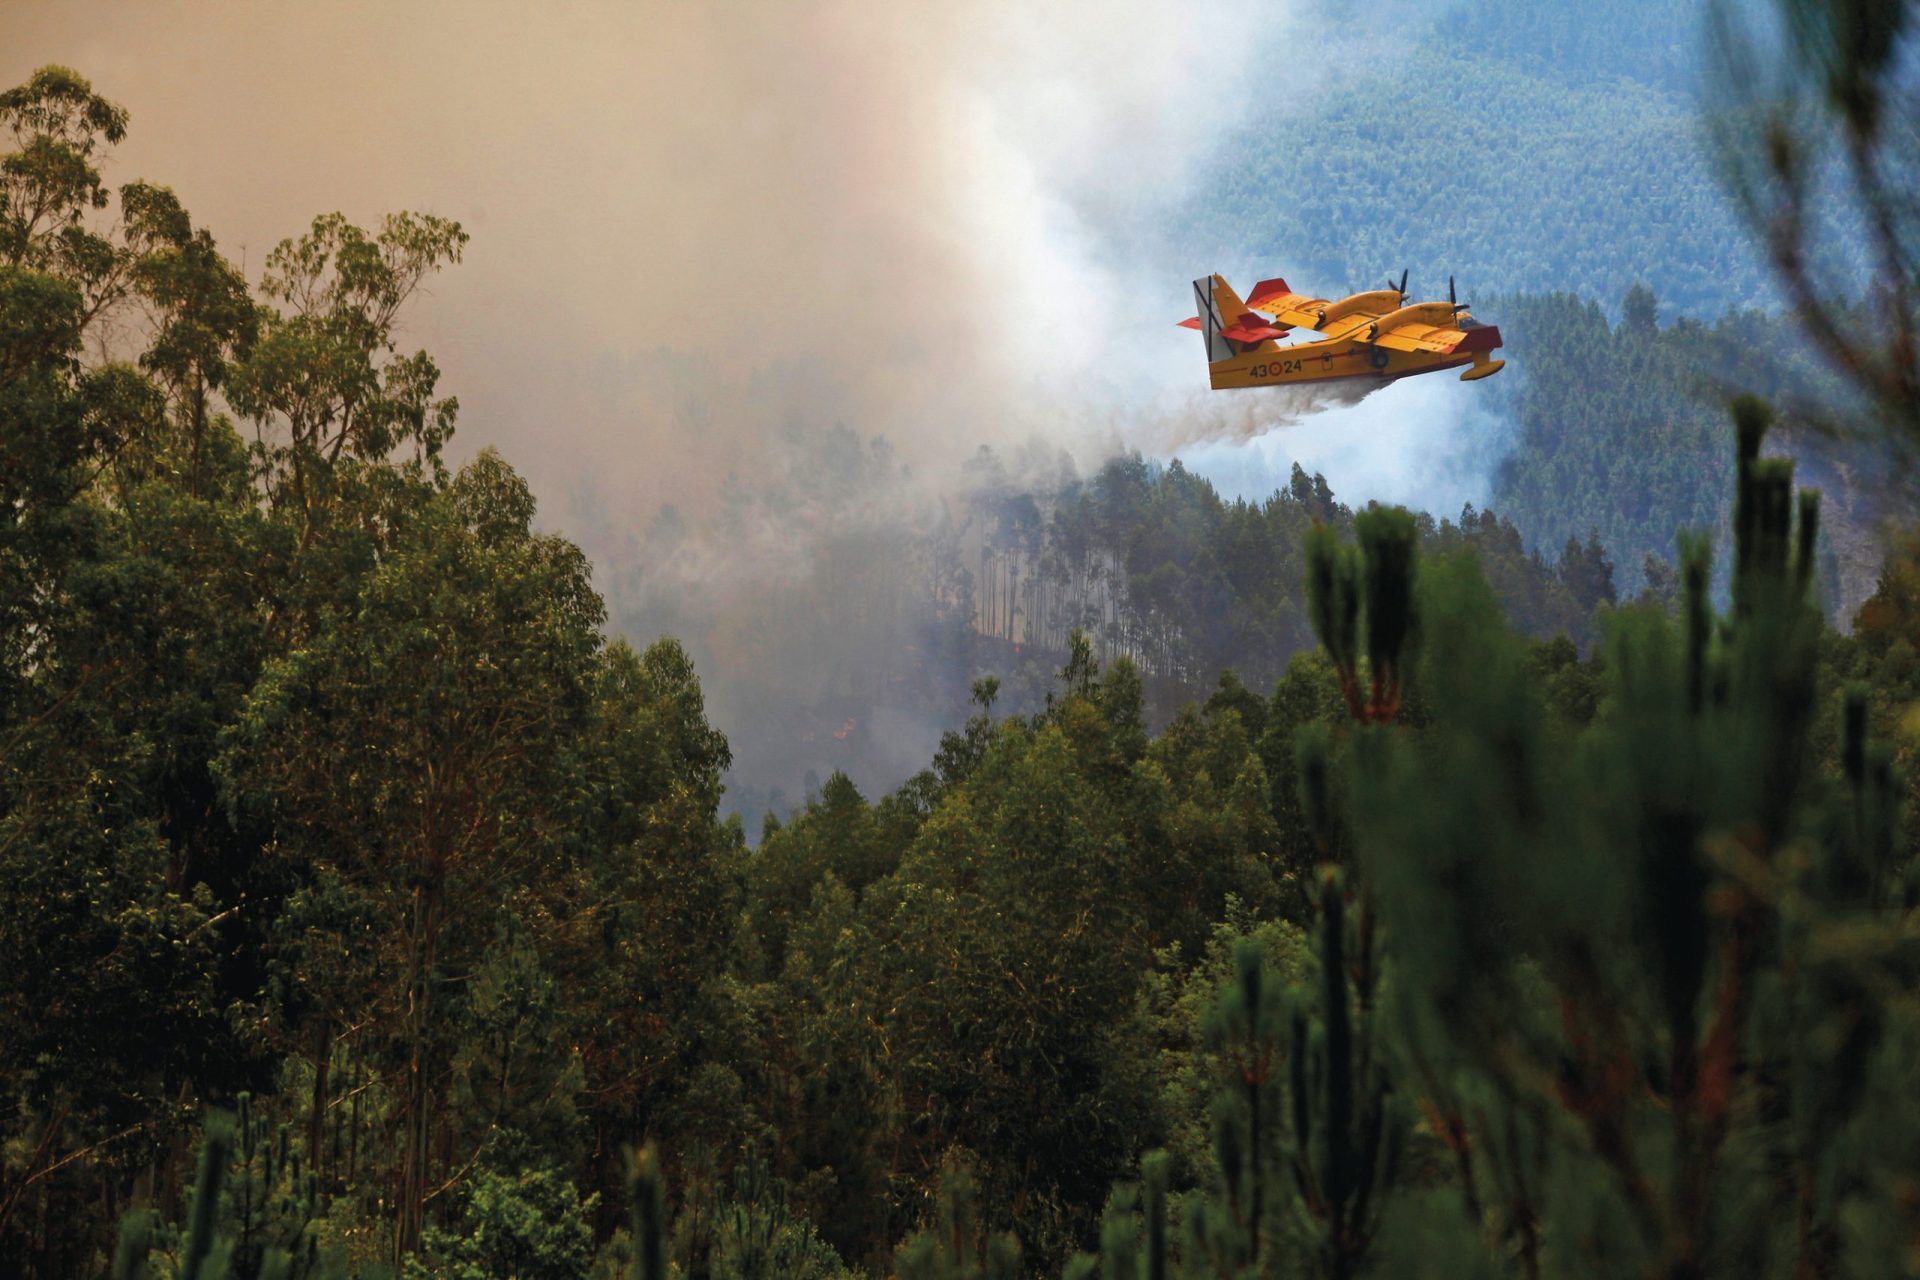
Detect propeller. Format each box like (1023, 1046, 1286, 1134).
(1388, 268, 1409, 301)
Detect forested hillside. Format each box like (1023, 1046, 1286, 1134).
(1486, 287, 1877, 601)
(668, 442, 1622, 832)
(1445, 0, 1711, 92)
(688, 276, 1879, 827)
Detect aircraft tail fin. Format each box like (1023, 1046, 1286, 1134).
(1187, 274, 1280, 361)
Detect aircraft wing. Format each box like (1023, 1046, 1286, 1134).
(1370, 318, 1504, 355)
(1244, 277, 1330, 331)
(1317, 312, 1386, 342)
(1369, 324, 1465, 353)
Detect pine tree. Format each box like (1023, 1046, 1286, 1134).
(1349, 396, 1914, 1277)
(113, 1107, 344, 1280)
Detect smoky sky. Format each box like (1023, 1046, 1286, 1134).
(5, 1, 1368, 507)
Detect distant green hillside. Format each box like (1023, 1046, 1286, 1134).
(1484, 289, 1877, 604)
(1446, 0, 1713, 94)
(1189, 50, 1761, 316)
(1182, 2, 1815, 318)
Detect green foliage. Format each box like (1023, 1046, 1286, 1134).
(1349, 402, 1911, 1277)
(1166, 509, 1415, 1278)
(225, 209, 467, 527)
(1306, 505, 1418, 722)
(893, 1167, 1022, 1280)
(0, 64, 743, 1276)
(407, 1167, 595, 1280)
(1, 65, 128, 277)
(1190, 939, 1285, 1274)
(1709, 0, 1920, 462)
(114, 1108, 345, 1280)
(998, 452, 1614, 708)
(874, 707, 1160, 1261)
(0, 66, 274, 1275)
(1272, 870, 1409, 1278)
(1139, 902, 1309, 1199)
(694, 1149, 863, 1280)
(631, 1146, 668, 1280)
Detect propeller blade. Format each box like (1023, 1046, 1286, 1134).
(1449, 275, 1456, 305)
(1399, 268, 1409, 296)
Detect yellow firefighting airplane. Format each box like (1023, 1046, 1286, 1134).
(1179, 270, 1505, 389)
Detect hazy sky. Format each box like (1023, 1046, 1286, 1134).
(8, 0, 1387, 519)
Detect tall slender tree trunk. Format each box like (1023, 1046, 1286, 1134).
(395, 870, 442, 1262)
(308, 1016, 331, 1186)
(1006, 558, 1017, 642)
(348, 1026, 364, 1195)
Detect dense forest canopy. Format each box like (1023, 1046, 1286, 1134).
(6, 0, 1920, 1273)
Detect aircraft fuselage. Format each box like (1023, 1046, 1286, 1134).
(1208, 334, 1501, 389)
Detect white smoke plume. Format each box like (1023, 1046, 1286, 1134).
(1177, 373, 1520, 516)
(1147, 380, 1386, 452)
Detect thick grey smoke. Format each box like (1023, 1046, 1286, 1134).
(5, 1, 1509, 812)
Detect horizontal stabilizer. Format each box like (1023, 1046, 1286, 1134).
(1221, 312, 1288, 343)
(1179, 310, 1288, 341)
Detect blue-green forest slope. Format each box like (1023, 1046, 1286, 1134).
(1181, 0, 1795, 317)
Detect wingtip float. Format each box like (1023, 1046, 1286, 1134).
(1180, 271, 1505, 389)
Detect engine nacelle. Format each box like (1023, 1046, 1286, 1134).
(1370, 301, 1461, 335)
(1320, 289, 1403, 328)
